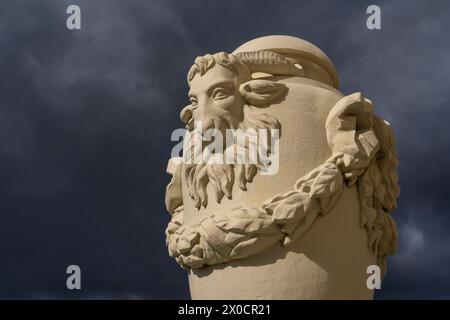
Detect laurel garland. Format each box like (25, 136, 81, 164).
(166, 159, 344, 269)
(165, 92, 399, 277)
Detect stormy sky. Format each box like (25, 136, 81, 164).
(0, 0, 449, 299)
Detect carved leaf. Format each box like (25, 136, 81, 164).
(271, 192, 308, 224)
(283, 210, 320, 246)
(230, 233, 283, 258)
(224, 232, 247, 245)
(180, 254, 204, 269)
(229, 237, 257, 258)
(309, 163, 341, 198)
(216, 218, 270, 234)
(214, 207, 274, 234)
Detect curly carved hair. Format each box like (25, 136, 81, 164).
(187, 52, 249, 83)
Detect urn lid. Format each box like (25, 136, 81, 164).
(233, 35, 339, 89)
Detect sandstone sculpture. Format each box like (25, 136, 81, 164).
(164, 35, 400, 299)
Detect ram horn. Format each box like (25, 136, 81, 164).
(235, 50, 304, 77)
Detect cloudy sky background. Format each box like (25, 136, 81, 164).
(0, 0, 449, 299)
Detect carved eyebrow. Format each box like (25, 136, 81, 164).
(206, 80, 234, 96)
(188, 80, 233, 98)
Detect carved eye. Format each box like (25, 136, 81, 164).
(211, 87, 230, 100)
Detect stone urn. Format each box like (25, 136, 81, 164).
(164, 35, 400, 299)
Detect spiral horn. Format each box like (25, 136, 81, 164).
(235, 50, 304, 77)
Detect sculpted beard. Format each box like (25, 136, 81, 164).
(184, 105, 280, 209)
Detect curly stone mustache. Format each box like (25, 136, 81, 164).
(184, 105, 280, 209)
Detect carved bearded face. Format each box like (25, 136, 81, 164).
(186, 65, 246, 136)
(181, 52, 288, 209)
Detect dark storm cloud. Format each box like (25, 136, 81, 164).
(0, 0, 190, 299)
(0, 0, 449, 299)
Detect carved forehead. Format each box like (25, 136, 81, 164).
(188, 64, 238, 97)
